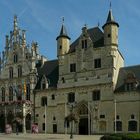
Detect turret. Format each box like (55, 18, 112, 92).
(102, 8, 119, 46)
(56, 18, 70, 57)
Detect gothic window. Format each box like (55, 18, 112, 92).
(128, 120, 137, 131)
(1, 87, 5, 102)
(26, 84, 30, 100)
(18, 65, 22, 77)
(14, 54, 18, 63)
(9, 87, 13, 101)
(82, 40, 87, 49)
(68, 92, 75, 103)
(94, 58, 101, 68)
(70, 63, 76, 72)
(92, 90, 100, 101)
(60, 45, 62, 49)
(114, 121, 122, 131)
(41, 97, 47, 106)
(9, 67, 13, 79)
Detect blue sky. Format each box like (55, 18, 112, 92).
(0, 0, 139, 66)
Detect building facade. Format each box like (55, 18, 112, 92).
(34, 9, 140, 134)
(0, 8, 140, 134)
(0, 16, 46, 133)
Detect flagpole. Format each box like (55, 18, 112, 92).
(65, 102, 67, 134)
(114, 99, 117, 133)
(45, 104, 47, 134)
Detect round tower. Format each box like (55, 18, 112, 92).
(102, 9, 119, 46)
(56, 18, 70, 57)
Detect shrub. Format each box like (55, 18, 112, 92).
(100, 133, 140, 140)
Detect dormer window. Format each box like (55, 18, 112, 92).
(14, 54, 18, 63)
(41, 76, 48, 90)
(82, 40, 87, 49)
(124, 73, 138, 91)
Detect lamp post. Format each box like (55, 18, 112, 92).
(70, 104, 74, 139)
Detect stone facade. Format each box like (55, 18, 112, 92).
(0, 8, 139, 134)
(34, 9, 140, 134)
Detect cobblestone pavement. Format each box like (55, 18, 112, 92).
(0, 133, 102, 140)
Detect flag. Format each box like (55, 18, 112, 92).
(23, 81, 26, 96)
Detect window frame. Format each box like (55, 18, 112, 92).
(94, 58, 101, 68)
(92, 90, 100, 101)
(68, 92, 75, 103)
(70, 63, 76, 72)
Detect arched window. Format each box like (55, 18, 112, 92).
(26, 84, 30, 100)
(9, 67, 13, 79)
(128, 120, 137, 131)
(114, 121, 122, 131)
(14, 54, 18, 63)
(1, 87, 5, 102)
(18, 65, 22, 77)
(9, 87, 13, 101)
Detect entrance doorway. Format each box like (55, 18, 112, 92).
(53, 124, 57, 133)
(79, 118, 88, 135)
(26, 114, 31, 130)
(0, 114, 5, 132)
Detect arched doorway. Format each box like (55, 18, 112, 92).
(26, 114, 31, 130)
(77, 102, 89, 135)
(0, 114, 5, 132)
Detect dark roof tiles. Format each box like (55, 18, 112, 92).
(69, 27, 104, 53)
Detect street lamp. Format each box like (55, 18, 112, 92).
(67, 102, 77, 139)
(70, 105, 74, 139)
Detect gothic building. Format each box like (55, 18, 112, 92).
(0, 7, 140, 134)
(0, 15, 46, 133)
(34, 8, 140, 134)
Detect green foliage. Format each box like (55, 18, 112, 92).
(100, 133, 140, 140)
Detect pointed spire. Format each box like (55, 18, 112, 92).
(22, 30, 26, 46)
(56, 17, 70, 40)
(14, 15, 18, 31)
(102, 2, 119, 29)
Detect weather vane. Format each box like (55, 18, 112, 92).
(62, 16, 64, 24)
(110, 0, 112, 9)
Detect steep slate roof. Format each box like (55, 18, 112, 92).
(102, 9, 119, 29)
(115, 65, 140, 92)
(56, 24, 70, 40)
(69, 27, 104, 53)
(35, 60, 58, 89)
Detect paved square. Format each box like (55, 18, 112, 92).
(0, 133, 102, 140)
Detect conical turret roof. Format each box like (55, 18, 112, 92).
(56, 24, 70, 40)
(102, 9, 119, 29)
